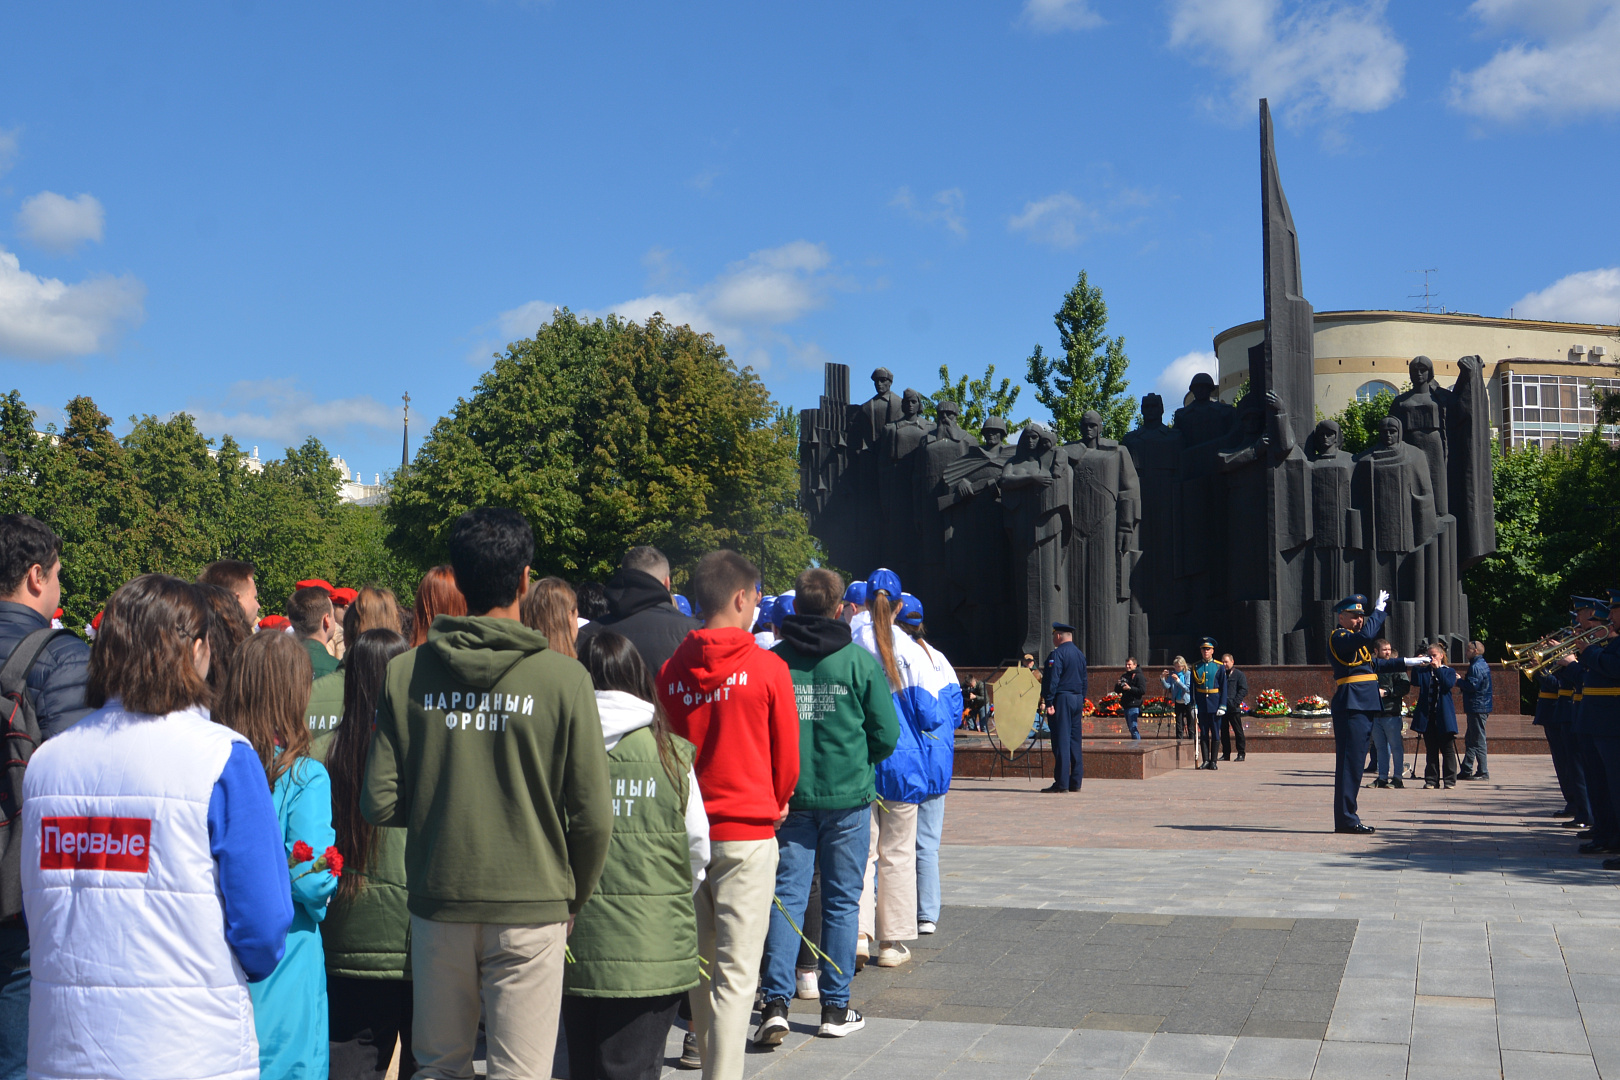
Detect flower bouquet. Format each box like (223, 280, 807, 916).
(1141, 696, 1172, 717)
(1255, 688, 1289, 716)
(289, 840, 344, 880)
(1292, 694, 1331, 718)
(1081, 697, 1097, 716)
(1097, 692, 1123, 716)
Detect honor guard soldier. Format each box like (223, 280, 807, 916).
(1191, 637, 1227, 770)
(1041, 622, 1088, 793)
(1570, 596, 1620, 859)
(1328, 592, 1429, 834)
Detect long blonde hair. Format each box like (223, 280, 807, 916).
(216, 631, 313, 790)
(521, 576, 580, 659)
(1172, 655, 1188, 673)
(869, 590, 903, 690)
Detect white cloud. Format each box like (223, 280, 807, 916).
(187, 379, 397, 451)
(1157, 350, 1220, 399)
(0, 128, 18, 177)
(491, 241, 842, 372)
(1511, 267, 1620, 324)
(0, 245, 145, 360)
(1168, 0, 1406, 123)
(891, 186, 967, 237)
(17, 192, 105, 253)
(1008, 192, 1097, 249)
(1449, 1, 1620, 122)
(1019, 0, 1105, 32)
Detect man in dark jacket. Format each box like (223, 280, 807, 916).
(1458, 640, 1493, 781)
(0, 514, 91, 1080)
(1220, 653, 1248, 761)
(575, 546, 699, 673)
(1114, 659, 1144, 740)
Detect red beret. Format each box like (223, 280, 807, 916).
(330, 587, 359, 606)
(295, 579, 336, 597)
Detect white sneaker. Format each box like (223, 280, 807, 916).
(875, 942, 911, 967)
(917, 921, 936, 935)
(796, 969, 819, 1000)
(855, 934, 870, 971)
(819, 1004, 865, 1037)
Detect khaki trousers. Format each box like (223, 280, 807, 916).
(859, 800, 918, 943)
(410, 915, 566, 1080)
(690, 838, 779, 1080)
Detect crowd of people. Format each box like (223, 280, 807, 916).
(0, 510, 964, 1080)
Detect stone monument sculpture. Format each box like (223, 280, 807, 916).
(1121, 394, 1182, 650)
(1305, 419, 1358, 655)
(936, 417, 1015, 661)
(1063, 410, 1142, 664)
(1000, 424, 1072, 658)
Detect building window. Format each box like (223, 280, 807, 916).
(1356, 380, 1397, 403)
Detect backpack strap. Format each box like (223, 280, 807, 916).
(0, 628, 74, 699)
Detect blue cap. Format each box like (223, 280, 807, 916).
(1052, 621, 1076, 633)
(1334, 594, 1368, 615)
(1573, 595, 1607, 613)
(771, 593, 796, 624)
(672, 594, 692, 617)
(1608, 588, 1620, 606)
(1199, 636, 1218, 649)
(867, 567, 902, 600)
(842, 581, 869, 605)
(898, 593, 924, 626)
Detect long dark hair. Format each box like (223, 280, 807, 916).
(579, 631, 686, 805)
(327, 629, 408, 900)
(216, 631, 313, 790)
(196, 582, 253, 693)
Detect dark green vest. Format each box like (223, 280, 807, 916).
(564, 727, 699, 997)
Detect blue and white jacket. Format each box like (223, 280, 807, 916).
(854, 623, 958, 804)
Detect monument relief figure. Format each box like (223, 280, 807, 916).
(1000, 424, 1072, 658)
(1446, 355, 1497, 569)
(1173, 372, 1238, 447)
(853, 366, 904, 454)
(1063, 410, 1142, 665)
(912, 399, 977, 611)
(1388, 357, 1453, 518)
(1353, 416, 1438, 652)
(1122, 393, 1182, 652)
(938, 416, 1015, 659)
(878, 388, 930, 584)
(1306, 419, 1359, 655)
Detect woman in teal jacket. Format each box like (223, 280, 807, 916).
(218, 630, 341, 1080)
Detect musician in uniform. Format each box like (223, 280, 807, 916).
(1191, 637, 1227, 771)
(1040, 622, 1088, 793)
(1603, 591, 1620, 871)
(1540, 612, 1590, 830)
(1328, 592, 1430, 834)
(1568, 597, 1616, 856)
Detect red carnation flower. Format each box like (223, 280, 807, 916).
(323, 846, 344, 877)
(291, 841, 314, 864)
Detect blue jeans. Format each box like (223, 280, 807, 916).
(761, 806, 871, 1007)
(0, 921, 28, 1080)
(915, 794, 946, 925)
(1370, 714, 1404, 781)
(1123, 707, 1141, 740)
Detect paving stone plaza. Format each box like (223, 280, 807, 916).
(662, 753, 1620, 1079)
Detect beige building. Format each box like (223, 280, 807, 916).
(1213, 310, 1620, 448)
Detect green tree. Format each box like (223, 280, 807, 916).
(924, 363, 1029, 432)
(1025, 270, 1137, 440)
(388, 309, 819, 591)
(1325, 386, 1401, 453)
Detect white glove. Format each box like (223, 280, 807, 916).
(1375, 590, 1390, 612)
(1403, 656, 1430, 667)
(1216, 707, 1226, 716)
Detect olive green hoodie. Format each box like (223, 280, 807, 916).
(361, 615, 613, 924)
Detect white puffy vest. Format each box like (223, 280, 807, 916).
(21, 703, 260, 1080)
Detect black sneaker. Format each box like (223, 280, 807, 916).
(819, 1004, 865, 1037)
(753, 999, 791, 1047)
(678, 1032, 701, 1070)
(1391, 778, 1404, 789)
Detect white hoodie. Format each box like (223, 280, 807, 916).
(593, 689, 710, 889)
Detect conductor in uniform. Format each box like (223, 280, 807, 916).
(1328, 592, 1430, 834)
(1041, 622, 1088, 793)
(1191, 637, 1227, 770)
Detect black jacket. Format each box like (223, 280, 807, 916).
(1378, 669, 1411, 716)
(1114, 669, 1145, 709)
(574, 569, 700, 675)
(1225, 667, 1248, 711)
(0, 601, 92, 740)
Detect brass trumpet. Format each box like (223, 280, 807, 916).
(1504, 628, 1573, 662)
(1506, 624, 1612, 678)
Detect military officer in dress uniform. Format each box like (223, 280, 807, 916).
(1543, 611, 1591, 831)
(1328, 592, 1430, 834)
(1191, 637, 1227, 771)
(1041, 622, 1088, 793)
(1601, 592, 1620, 871)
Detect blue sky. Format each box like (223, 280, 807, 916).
(3, 0, 1618, 477)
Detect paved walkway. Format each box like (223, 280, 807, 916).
(662, 753, 1620, 1079)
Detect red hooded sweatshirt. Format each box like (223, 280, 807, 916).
(659, 626, 800, 841)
